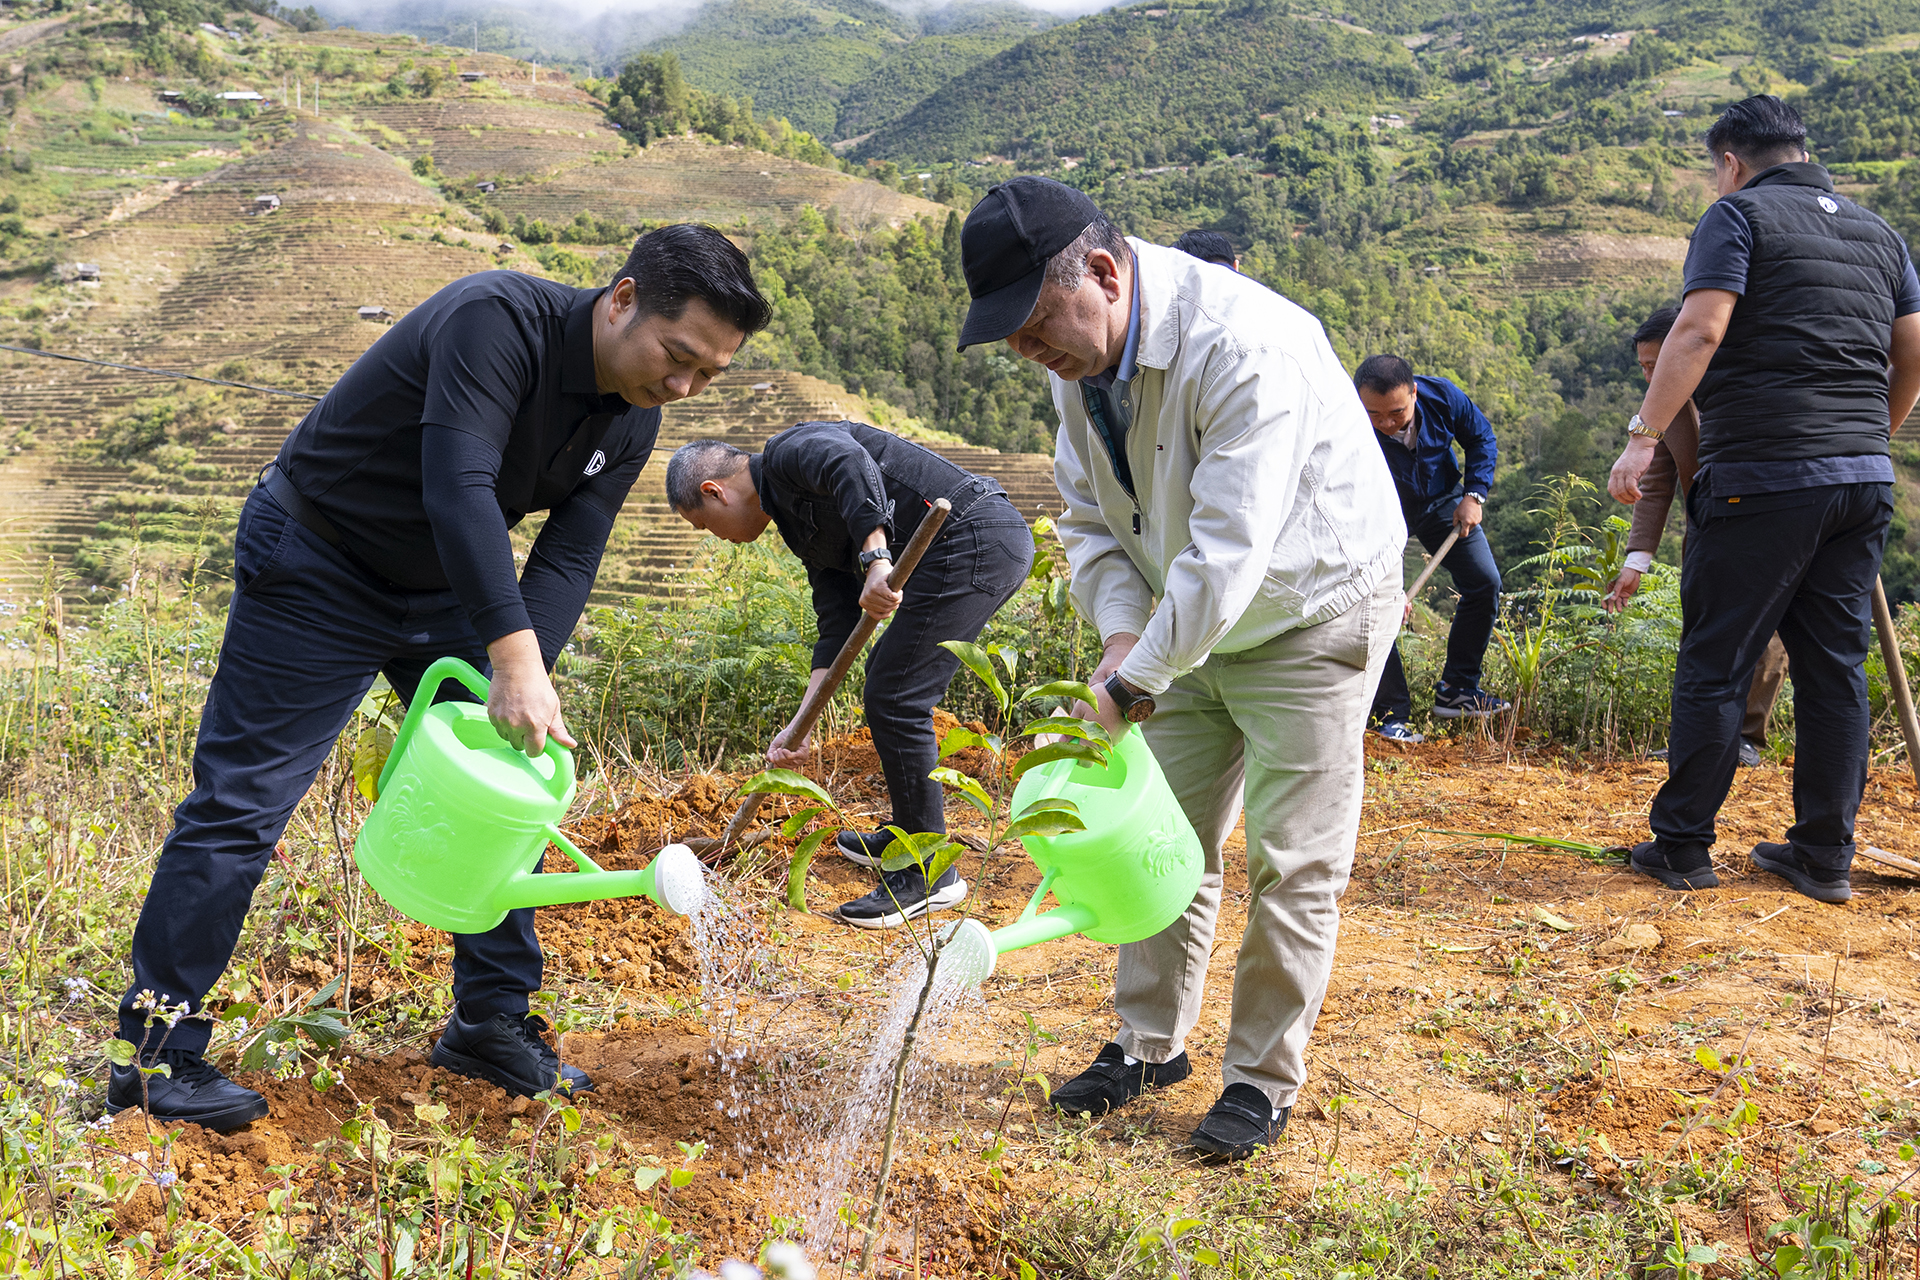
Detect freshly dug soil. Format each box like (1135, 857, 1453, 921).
(97, 727, 1920, 1274)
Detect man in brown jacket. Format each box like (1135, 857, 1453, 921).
(1604, 305, 1788, 768)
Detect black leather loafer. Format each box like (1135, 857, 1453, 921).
(1050, 1042, 1191, 1116)
(431, 1010, 592, 1098)
(1189, 1083, 1289, 1161)
(107, 1052, 268, 1133)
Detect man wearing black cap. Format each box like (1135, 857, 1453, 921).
(1607, 95, 1920, 903)
(957, 176, 1405, 1160)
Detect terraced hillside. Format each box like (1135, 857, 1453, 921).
(486, 135, 947, 231)
(0, 16, 1047, 608)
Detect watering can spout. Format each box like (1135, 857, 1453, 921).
(936, 903, 1100, 988)
(492, 842, 708, 918)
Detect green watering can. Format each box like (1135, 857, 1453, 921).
(354, 657, 706, 933)
(938, 730, 1203, 986)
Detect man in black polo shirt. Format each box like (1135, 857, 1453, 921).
(1607, 96, 1920, 902)
(109, 225, 770, 1131)
(665, 424, 1032, 927)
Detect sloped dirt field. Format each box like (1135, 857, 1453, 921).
(98, 731, 1920, 1275)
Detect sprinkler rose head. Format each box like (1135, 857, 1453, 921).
(650, 843, 708, 916)
(935, 918, 996, 987)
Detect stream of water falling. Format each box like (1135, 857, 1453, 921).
(683, 864, 990, 1262)
(780, 949, 987, 1256)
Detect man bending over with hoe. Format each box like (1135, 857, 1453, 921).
(666, 424, 1033, 928)
(958, 176, 1404, 1160)
(110, 226, 770, 1132)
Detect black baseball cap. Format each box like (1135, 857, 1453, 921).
(957, 176, 1103, 350)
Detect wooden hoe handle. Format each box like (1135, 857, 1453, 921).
(716, 499, 956, 855)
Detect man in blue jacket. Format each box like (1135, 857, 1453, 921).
(1356, 355, 1508, 739)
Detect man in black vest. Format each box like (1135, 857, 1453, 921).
(110, 226, 770, 1132)
(1608, 96, 1920, 902)
(666, 425, 1033, 927)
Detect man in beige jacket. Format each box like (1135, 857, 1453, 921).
(1605, 305, 1788, 768)
(957, 176, 1405, 1160)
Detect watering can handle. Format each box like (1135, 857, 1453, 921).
(376, 656, 575, 800)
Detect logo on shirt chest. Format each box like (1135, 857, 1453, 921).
(583, 449, 607, 476)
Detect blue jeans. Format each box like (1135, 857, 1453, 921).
(1370, 490, 1502, 723)
(118, 486, 544, 1055)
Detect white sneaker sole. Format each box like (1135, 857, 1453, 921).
(839, 878, 969, 930)
(839, 839, 886, 869)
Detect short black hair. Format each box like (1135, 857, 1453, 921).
(1633, 306, 1681, 347)
(665, 439, 752, 510)
(1354, 354, 1415, 395)
(1704, 95, 1808, 168)
(613, 224, 772, 336)
(1174, 229, 1236, 267)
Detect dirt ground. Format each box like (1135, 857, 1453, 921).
(98, 726, 1920, 1275)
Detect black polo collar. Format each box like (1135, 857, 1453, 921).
(1744, 162, 1834, 194)
(562, 287, 615, 403)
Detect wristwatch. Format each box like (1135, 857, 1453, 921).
(1626, 412, 1664, 443)
(858, 547, 894, 573)
(1464, 492, 1486, 506)
(1104, 673, 1157, 723)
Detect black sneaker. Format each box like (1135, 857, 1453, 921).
(837, 865, 967, 929)
(431, 1010, 592, 1098)
(107, 1050, 268, 1133)
(1189, 1083, 1290, 1161)
(1629, 840, 1720, 891)
(837, 829, 896, 868)
(1050, 1042, 1191, 1116)
(1751, 842, 1852, 904)
(1739, 739, 1763, 768)
(1431, 683, 1510, 719)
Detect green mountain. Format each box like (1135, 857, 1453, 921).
(853, 0, 1426, 166)
(647, 0, 1056, 140)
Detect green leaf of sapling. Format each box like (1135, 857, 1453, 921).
(1010, 739, 1110, 779)
(737, 769, 838, 810)
(786, 827, 834, 912)
(928, 767, 993, 818)
(940, 640, 1009, 714)
(938, 726, 991, 759)
(1017, 680, 1098, 710)
(1001, 810, 1088, 843)
(780, 806, 828, 839)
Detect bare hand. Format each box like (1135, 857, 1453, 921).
(485, 630, 575, 758)
(1609, 435, 1659, 504)
(1603, 568, 1642, 615)
(1452, 495, 1484, 540)
(1070, 633, 1139, 742)
(767, 722, 812, 768)
(1402, 599, 1415, 626)
(859, 561, 902, 621)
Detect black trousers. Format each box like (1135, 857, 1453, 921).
(1371, 488, 1503, 721)
(119, 486, 543, 1056)
(862, 497, 1033, 835)
(1651, 479, 1893, 871)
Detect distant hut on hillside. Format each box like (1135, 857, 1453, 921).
(221, 91, 265, 105)
(357, 306, 394, 322)
(475, 181, 498, 194)
(73, 263, 100, 284)
(460, 71, 485, 82)
(253, 193, 281, 214)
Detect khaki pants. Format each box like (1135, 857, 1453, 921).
(1118, 580, 1399, 1109)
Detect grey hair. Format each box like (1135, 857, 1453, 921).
(666, 439, 751, 510)
(1043, 215, 1130, 292)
